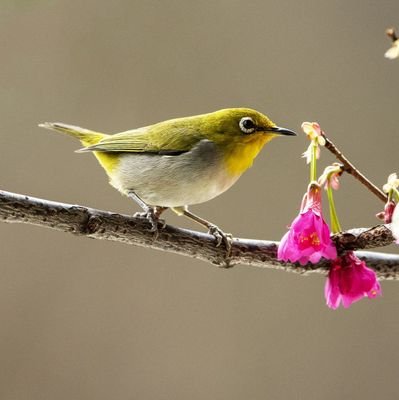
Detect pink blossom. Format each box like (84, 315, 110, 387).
(278, 185, 337, 265)
(325, 251, 382, 309)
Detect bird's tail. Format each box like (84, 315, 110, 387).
(39, 122, 120, 179)
(39, 122, 108, 148)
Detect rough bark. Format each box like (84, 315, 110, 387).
(1, 189, 398, 279)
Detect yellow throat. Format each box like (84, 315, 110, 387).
(222, 134, 274, 176)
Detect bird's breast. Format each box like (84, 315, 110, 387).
(108, 139, 242, 207)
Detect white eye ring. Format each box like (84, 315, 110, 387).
(239, 117, 256, 134)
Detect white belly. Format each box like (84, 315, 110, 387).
(109, 140, 241, 207)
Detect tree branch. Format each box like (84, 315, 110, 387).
(1, 189, 398, 279)
(323, 136, 388, 203)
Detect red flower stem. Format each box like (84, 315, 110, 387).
(323, 135, 388, 203)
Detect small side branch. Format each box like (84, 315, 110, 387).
(323, 136, 388, 203)
(1, 189, 398, 279)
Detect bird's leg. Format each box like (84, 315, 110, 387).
(171, 206, 233, 256)
(128, 192, 167, 235)
(153, 206, 168, 228)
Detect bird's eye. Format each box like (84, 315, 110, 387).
(239, 117, 256, 134)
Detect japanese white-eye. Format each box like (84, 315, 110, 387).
(40, 108, 295, 248)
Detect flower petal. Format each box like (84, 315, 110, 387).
(301, 121, 322, 140)
(325, 263, 341, 310)
(325, 252, 381, 309)
(302, 144, 312, 164)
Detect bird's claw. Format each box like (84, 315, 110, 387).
(133, 209, 165, 238)
(208, 224, 233, 257)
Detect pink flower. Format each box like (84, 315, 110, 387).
(325, 251, 382, 309)
(278, 184, 337, 265)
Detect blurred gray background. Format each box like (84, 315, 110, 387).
(0, 1, 398, 399)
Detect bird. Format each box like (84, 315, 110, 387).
(40, 108, 296, 249)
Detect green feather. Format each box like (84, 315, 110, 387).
(79, 118, 206, 154)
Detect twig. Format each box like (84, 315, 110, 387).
(1, 189, 398, 279)
(323, 136, 388, 203)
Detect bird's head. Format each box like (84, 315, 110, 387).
(203, 108, 296, 175)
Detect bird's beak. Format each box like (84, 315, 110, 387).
(269, 126, 297, 136)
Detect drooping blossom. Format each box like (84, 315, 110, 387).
(301, 122, 326, 164)
(318, 163, 342, 191)
(278, 183, 337, 265)
(325, 251, 382, 309)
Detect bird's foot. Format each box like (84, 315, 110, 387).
(153, 206, 168, 229)
(207, 224, 233, 257)
(133, 208, 165, 239)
